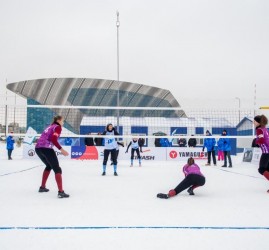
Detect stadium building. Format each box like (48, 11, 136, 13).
(7, 78, 186, 134)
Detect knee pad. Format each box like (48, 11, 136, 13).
(168, 189, 176, 197)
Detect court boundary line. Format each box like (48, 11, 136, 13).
(1, 226, 269, 230)
(0, 165, 42, 177)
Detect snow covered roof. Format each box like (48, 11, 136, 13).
(80, 116, 233, 128)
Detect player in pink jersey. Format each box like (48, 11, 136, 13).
(35, 115, 69, 198)
(157, 157, 206, 199)
(253, 115, 269, 192)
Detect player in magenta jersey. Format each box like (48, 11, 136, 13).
(253, 115, 269, 192)
(35, 115, 69, 198)
(157, 157, 206, 199)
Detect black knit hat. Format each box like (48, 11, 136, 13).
(254, 115, 261, 123)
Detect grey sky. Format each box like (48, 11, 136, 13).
(0, 0, 268, 109)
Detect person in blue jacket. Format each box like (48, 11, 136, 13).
(6, 132, 15, 160)
(202, 130, 216, 166)
(160, 138, 170, 147)
(219, 129, 232, 167)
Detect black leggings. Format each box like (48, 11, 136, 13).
(110, 149, 119, 161)
(224, 151, 232, 166)
(131, 148, 141, 160)
(35, 148, 62, 174)
(174, 174, 206, 195)
(258, 153, 269, 175)
(7, 149, 13, 159)
(207, 150, 216, 164)
(103, 149, 117, 165)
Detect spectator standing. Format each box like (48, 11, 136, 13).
(188, 135, 197, 147)
(6, 131, 15, 160)
(178, 138, 187, 147)
(85, 132, 94, 146)
(203, 130, 216, 166)
(217, 138, 224, 161)
(94, 132, 103, 146)
(219, 130, 232, 168)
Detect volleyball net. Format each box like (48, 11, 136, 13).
(0, 105, 263, 151)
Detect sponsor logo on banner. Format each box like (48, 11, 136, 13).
(134, 155, 155, 160)
(28, 149, 35, 157)
(168, 148, 207, 161)
(178, 151, 206, 159)
(71, 146, 99, 160)
(169, 150, 178, 159)
(23, 145, 71, 159)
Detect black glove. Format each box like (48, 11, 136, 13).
(125, 151, 128, 153)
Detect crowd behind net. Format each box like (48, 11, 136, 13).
(0, 105, 265, 149)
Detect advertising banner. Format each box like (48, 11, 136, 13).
(71, 146, 99, 160)
(251, 147, 261, 164)
(166, 147, 207, 161)
(118, 147, 166, 161)
(242, 148, 253, 162)
(23, 145, 71, 160)
(23, 145, 206, 162)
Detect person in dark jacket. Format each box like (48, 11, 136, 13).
(188, 136, 197, 147)
(94, 132, 103, 146)
(85, 132, 94, 146)
(138, 138, 145, 152)
(203, 130, 216, 166)
(154, 138, 161, 147)
(6, 132, 15, 160)
(178, 138, 187, 147)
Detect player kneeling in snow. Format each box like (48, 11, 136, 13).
(157, 157, 205, 199)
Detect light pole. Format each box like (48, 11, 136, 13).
(235, 97, 241, 123)
(13, 92, 17, 132)
(116, 11, 120, 130)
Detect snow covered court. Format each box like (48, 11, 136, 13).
(1, 147, 269, 250)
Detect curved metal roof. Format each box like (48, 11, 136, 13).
(7, 78, 185, 133)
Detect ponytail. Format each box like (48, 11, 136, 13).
(260, 115, 268, 127)
(187, 157, 195, 166)
(53, 115, 63, 124)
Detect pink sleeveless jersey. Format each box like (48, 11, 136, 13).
(36, 124, 61, 149)
(183, 163, 204, 177)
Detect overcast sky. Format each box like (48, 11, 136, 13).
(0, 0, 268, 109)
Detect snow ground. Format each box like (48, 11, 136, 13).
(0, 145, 269, 250)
